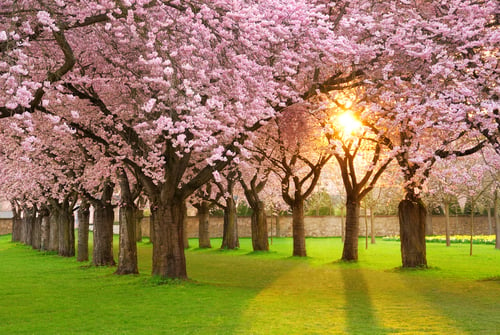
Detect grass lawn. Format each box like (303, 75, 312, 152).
(0, 234, 499, 334)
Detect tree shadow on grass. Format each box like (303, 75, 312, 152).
(340, 267, 392, 334)
(398, 272, 500, 334)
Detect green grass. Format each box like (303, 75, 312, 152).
(0, 234, 499, 334)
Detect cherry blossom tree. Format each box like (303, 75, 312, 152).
(334, 0, 499, 267)
(1, 0, 362, 279)
(260, 104, 333, 257)
(313, 89, 394, 261)
(2, 0, 497, 277)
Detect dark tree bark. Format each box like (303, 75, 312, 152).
(392, 131, 483, 267)
(115, 168, 139, 275)
(196, 201, 211, 248)
(443, 201, 451, 247)
(92, 182, 116, 266)
(55, 199, 75, 257)
(151, 196, 187, 279)
(77, 200, 90, 262)
(11, 202, 22, 242)
(370, 206, 376, 244)
(21, 207, 35, 246)
(149, 205, 156, 245)
(135, 208, 144, 242)
(221, 196, 239, 249)
(292, 198, 306, 257)
(48, 210, 59, 252)
(275, 215, 281, 238)
(182, 200, 189, 249)
(240, 172, 269, 252)
(495, 190, 499, 250)
(40, 206, 50, 251)
(251, 201, 269, 251)
(342, 197, 360, 261)
(32, 210, 42, 250)
(398, 199, 427, 268)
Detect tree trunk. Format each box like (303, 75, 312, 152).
(32, 211, 42, 250)
(251, 201, 269, 251)
(115, 169, 139, 275)
(197, 201, 211, 248)
(135, 209, 144, 242)
(40, 209, 50, 251)
(116, 204, 138, 274)
(364, 204, 368, 250)
(292, 198, 306, 257)
(444, 201, 451, 247)
(487, 205, 492, 235)
(92, 202, 115, 266)
(398, 199, 427, 268)
(342, 197, 360, 261)
(48, 211, 59, 252)
(77, 201, 90, 262)
(11, 203, 22, 242)
(57, 202, 75, 257)
(149, 206, 156, 244)
(221, 197, 239, 249)
(370, 206, 376, 244)
(470, 199, 475, 256)
(275, 215, 281, 238)
(495, 190, 499, 250)
(426, 212, 433, 235)
(182, 201, 189, 249)
(21, 208, 34, 246)
(151, 197, 187, 279)
(340, 206, 345, 243)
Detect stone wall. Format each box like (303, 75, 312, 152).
(0, 215, 496, 237)
(139, 214, 497, 238)
(0, 219, 12, 235)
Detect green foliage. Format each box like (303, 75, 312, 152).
(305, 190, 333, 216)
(236, 202, 253, 217)
(0, 234, 499, 334)
(209, 207, 224, 217)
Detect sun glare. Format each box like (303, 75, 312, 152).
(337, 112, 362, 135)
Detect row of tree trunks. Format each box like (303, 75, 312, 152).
(11, 200, 77, 259)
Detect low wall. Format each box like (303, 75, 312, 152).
(139, 215, 497, 238)
(0, 219, 12, 235)
(1, 215, 496, 237)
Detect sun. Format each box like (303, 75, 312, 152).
(337, 112, 362, 135)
